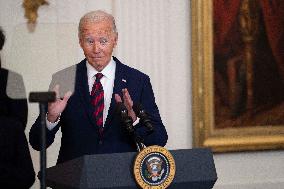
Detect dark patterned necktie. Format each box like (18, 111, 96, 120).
(91, 73, 104, 136)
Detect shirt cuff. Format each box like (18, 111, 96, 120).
(46, 113, 60, 131)
(133, 117, 140, 126)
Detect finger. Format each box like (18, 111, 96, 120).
(122, 91, 133, 112)
(122, 88, 128, 101)
(62, 91, 72, 103)
(124, 89, 132, 101)
(115, 94, 122, 103)
(122, 90, 128, 106)
(122, 88, 133, 106)
(53, 84, 60, 99)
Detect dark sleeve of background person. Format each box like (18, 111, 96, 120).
(6, 74, 28, 128)
(0, 68, 28, 129)
(0, 27, 28, 129)
(7, 96, 28, 128)
(0, 117, 35, 189)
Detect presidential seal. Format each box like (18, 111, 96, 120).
(134, 145, 176, 189)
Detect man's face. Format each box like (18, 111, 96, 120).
(79, 20, 117, 71)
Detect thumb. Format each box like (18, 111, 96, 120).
(115, 94, 122, 103)
(62, 91, 72, 103)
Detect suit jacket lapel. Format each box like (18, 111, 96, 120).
(76, 60, 98, 127)
(104, 58, 127, 129)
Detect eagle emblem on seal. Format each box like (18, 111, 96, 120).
(145, 156, 165, 182)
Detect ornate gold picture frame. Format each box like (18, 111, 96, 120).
(191, 0, 284, 152)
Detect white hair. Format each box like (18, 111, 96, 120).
(78, 10, 117, 38)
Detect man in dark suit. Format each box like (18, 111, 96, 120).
(0, 27, 35, 188)
(29, 10, 168, 164)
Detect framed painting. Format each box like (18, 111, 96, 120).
(191, 0, 284, 152)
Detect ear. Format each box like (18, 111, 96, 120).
(113, 32, 118, 47)
(79, 37, 84, 48)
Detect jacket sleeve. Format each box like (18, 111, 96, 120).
(29, 73, 64, 151)
(6, 72, 28, 128)
(29, 114, 61, 151)
(29, 73, 62, 151)
(7, 98, 28, 128)
(135, 76, 168, 147)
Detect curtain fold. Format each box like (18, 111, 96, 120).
(214, 0, 284, 79)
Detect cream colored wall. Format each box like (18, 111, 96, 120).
(0, 0, 283, 188)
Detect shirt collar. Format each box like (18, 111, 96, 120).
(86, 58, 116, 80)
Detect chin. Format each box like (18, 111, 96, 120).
(93, 63, 105, 71)
(87, 59, 108, 69)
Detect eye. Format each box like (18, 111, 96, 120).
(85, 38, 94, 45)
(99, 38, 108, 45)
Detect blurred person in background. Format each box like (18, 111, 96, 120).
(0, 27, 35, 188)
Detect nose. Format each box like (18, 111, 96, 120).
(92, 41, 101, 54)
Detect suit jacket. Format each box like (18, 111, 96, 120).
(29, 57, 168, 164)
(0, 68, 34, 188)
(0, 68, 28, 128)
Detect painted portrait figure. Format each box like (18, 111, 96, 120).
(213, 0, 284, 128)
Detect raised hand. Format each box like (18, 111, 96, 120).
(47, 85, 72, 123)
(115, 88, 137, 122)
